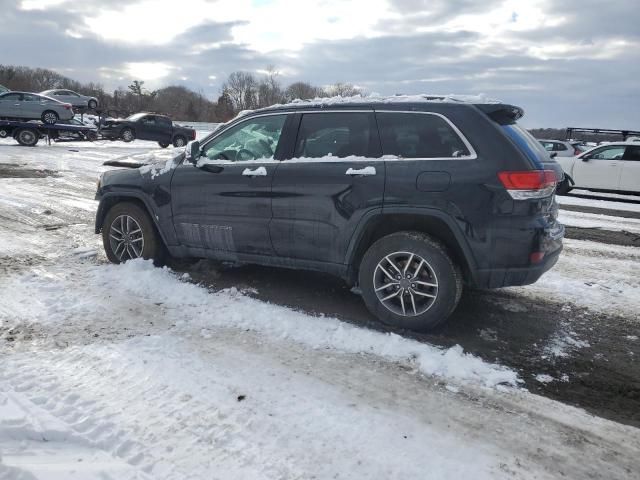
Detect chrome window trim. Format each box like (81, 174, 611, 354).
(197, 109, 477, 165)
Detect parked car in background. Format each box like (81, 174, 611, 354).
(0, 91, 74, 124)
(99, 112, 196, 147)
(0, 84, 9, 94)
(538, 139, 586, 157)
(40, 89, 98, 110)
(95, 97, 564, 331)
(554, 142, 640, 194)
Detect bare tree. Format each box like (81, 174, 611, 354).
(324, 82, 362, 97)
(284, 81, 321, 101)
(222, 71, 258, 111)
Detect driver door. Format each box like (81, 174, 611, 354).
(170, 113, 288, 257)
(574, 145, 625, 190)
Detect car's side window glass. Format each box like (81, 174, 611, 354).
(541, 142, 554, 151)
(376, 112, 471, 158)
(589, 146, 626, 160)
(294, 112, 380, 159)
(158, 117, 171, 127)
(1, 93, 20, 101)
(23, 94, 38, 102)
(623, 146, 640, 161)
(202, 114, 286, 162)
(140, 116, 155, 125)
(554, 143, 567, 151)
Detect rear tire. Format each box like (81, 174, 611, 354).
(359, 231, 462, 331)
(15, 128, 39, 146)
(41, 110, 59, 125)
(102, 202, 163, 264)
(173, 136, 186, 148)
(88, 100, 98, 110)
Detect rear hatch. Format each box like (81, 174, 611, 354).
(477, 103, 564, 262)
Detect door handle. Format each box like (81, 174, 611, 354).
(242, 166, 267, 177)
(345, 166, 376, 176)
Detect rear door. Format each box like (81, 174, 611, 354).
(155, 116, 174, 144)
(619, 145, 640, 193)
(270, 111, 385, 264)
(137, 115, 161, 141)
(573, 145, 625, 190)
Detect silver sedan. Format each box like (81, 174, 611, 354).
(40, 89, 98, 110)
(0, 91, 74, 124)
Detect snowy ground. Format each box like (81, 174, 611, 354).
(1, 136, 639, 479)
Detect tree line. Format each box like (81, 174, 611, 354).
(0, 64, 361, 122)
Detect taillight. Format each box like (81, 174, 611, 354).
(498, 170, 557, 200)
(574, 148, 581, 155)
(64, 104, 72, 110)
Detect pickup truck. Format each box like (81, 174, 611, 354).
(100, 112, 196, 148)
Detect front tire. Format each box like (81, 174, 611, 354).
(121, 128, 135, 142)
(102, 202, 162, 264)
(359, 232, 462, 331)
(158, 141, 170, 148)
(41, 110, 59, 125)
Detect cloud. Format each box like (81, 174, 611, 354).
(1, 0, 638, 128)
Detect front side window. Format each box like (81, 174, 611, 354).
(0, 93, 21, 101)
(540, 141, 554, 151)
(377, 112, 471, 158)
(588, 146, 625, 160)
(140, 116, 155, 125)
(202, 114, 286, 162)
(294, 112, 380, 159)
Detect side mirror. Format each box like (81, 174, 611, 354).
(581, 156, 590, 162)
(550, 152, 558, 159)
(186, 140, 200, 164)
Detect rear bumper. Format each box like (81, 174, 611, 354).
(473, 222, 564, 289)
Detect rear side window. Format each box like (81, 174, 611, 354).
(623, 146, 640, 161)
(294, 112, 380, 159)
(376, 112, 471, 159)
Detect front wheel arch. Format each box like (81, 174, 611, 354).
(97, 195, 169, 253)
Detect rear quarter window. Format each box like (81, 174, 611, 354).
(376, 112, 472, 158)
(502, 124, 550, 168)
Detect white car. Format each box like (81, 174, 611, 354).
(40, 89, 98, 110)
(555, 142, 640, 194)
(538, 139, 586, 157)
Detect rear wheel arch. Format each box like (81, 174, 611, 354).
(346, 212, 475, 285)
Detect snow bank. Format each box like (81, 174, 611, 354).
(1, 258, 519, 389)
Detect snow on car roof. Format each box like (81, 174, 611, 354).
(266, 93, 502, 110)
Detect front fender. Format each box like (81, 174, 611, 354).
(95, 189, 176, 247)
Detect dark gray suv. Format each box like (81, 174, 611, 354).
(95, 97, 564, 331)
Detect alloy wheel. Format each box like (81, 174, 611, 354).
(43, 112, 57, 124)
(373, 251, 439, 316)
(108, 215, 145, 261)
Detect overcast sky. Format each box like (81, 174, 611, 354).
(1, 0, 638, 128)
